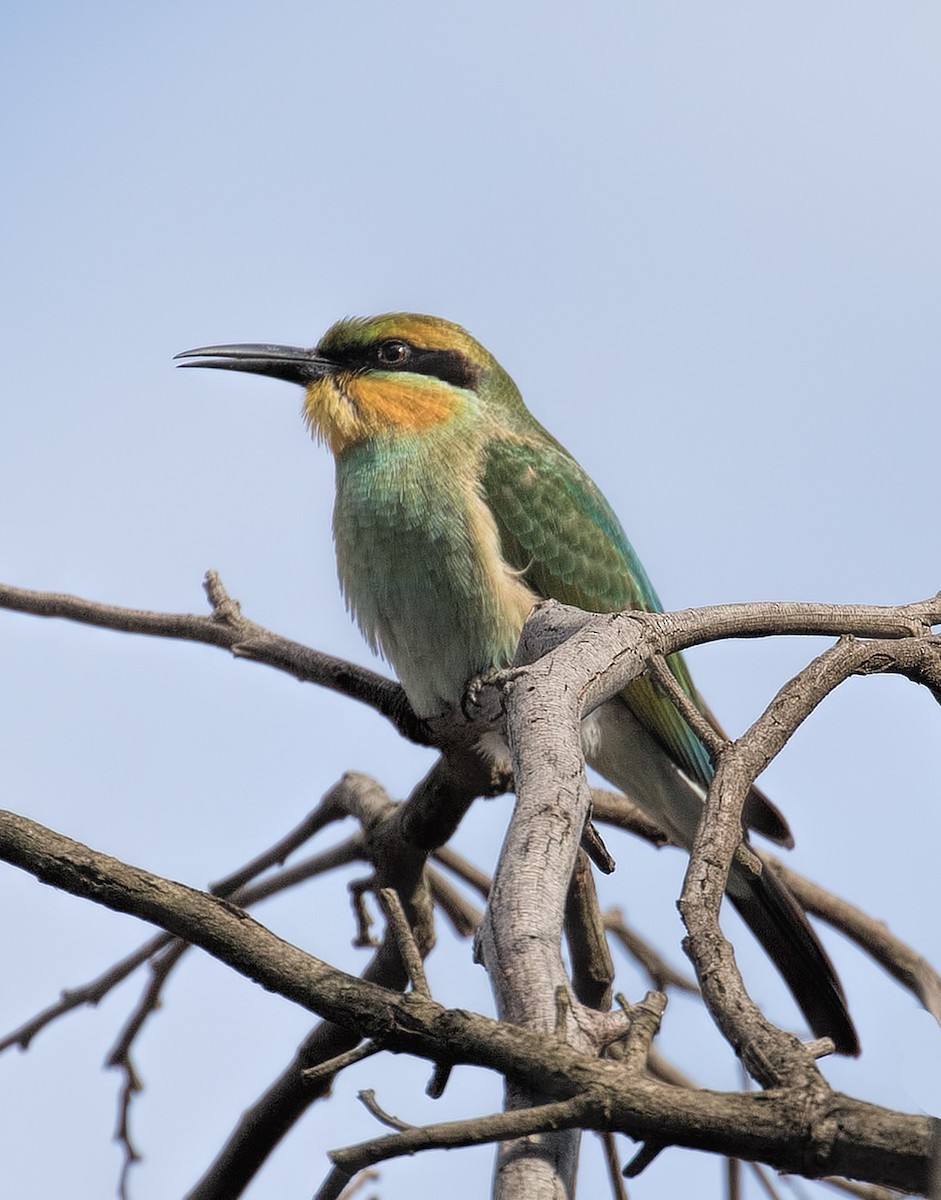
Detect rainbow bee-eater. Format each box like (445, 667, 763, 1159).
(177, 313, 858, 1055)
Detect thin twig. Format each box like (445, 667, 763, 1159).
(425, 1061, 452, 1100)
(377, 889, 430, 996)
(565, 851, 615, 1010)
(597, 1129, 630, 1200)
(229, 837, 365, 910)
(114, 1053, 142, 1200)
(648, 653, 727, 758)
(747, 1160, 786, 1199)
(106, 941, 188, 1070)
(589, 790, 674, 848)
(0, 573, 427, 743)
(0, 822, 364, 1054)
(330, 1096, 588, 1173)
(312, 1165, 382, 1200)
(313, 1165, 355, 1200)
(357, 1089, 413, 1132)
(767, 853, 941, 1021)
(619, 992, 667, 1073)
(816, 1177, 910, 1200)
(622, 1140, 665, 1179)
(426, 866, 482, 937)
(431, 845, 492, 898)
(302, 1041, 381, 1086)
(604, 907, 699, 995)
(727, 1155, 742, 1200)
(0, 930, 172, 1052)
(209, 790, 352, 894)
(349, 879, 379, 948)
(107, 940, 188, 1191)
(582, 818, 617, 874)
(337, 1168, 380, 1199)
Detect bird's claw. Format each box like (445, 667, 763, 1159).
(461, 668, 502, 719)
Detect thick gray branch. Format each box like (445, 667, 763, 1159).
(0, 809, 934, 1194)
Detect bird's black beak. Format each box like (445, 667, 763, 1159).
(174, 343, 336, 386)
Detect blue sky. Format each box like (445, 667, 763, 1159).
(2, 4, 939, 1198)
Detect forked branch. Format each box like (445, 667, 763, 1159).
(2, 578, 940, 1199)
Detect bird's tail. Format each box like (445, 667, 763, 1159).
(726, 859, 859, 1055)
(583, 699, 859, 1055)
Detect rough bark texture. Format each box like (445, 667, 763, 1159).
(2, 578, 940, 1198)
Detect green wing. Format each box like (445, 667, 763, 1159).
(481, 434, 715, 788)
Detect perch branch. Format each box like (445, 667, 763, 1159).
(0, 574, 426, 743)
(0, 813, 936, 1193)
(680, 631, 941, 1084)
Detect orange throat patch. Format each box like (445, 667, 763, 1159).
(304, 372, 461, 455)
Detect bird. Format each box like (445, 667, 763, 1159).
(176, 312, 858, 1055)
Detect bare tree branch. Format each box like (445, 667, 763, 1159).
(679, 632, 941, 1084)
(745, 1160, 785, 1200)
(357, 1087, 415, 1131)
(331, 1096, 589, 1172)
(816, 1177, 911, 1200)
(0, 804, 936, 1193)
(426, 865, 483, 936)
(597, 1129, 631, 1200)
(0, 827, 363, 1056)
(604, 906, 699, 995)
(565, 851, 615, 1011)
(301, 1041, 382, 1085)
(4, 581, 941, 1199)
(432, 845, 493, 898)
(0, 574, 425, 742)
(377, 888, 431, 996)
(767, 855, 941, 1022)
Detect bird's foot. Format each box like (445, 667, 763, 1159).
(461, 668, 503, 719)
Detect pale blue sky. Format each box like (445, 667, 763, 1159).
(2, 4, 939, 1198)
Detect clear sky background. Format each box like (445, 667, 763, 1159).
(1, 4, 939, 1198)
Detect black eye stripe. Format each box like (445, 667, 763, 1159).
(405, 347, 480, 390)
(328, 341, 480, 391)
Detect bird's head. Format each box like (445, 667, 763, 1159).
(176, 313, 522, 455)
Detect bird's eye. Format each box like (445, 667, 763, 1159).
(376, 339, 410, 366)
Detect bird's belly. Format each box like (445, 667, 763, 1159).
(333, 452, 536, 716)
